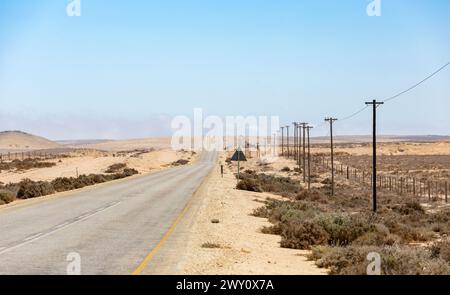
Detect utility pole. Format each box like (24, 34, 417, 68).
(306, 125, 313, 190)
(300, 123, 308, 182)
(292, 123, 297, 161)
(280, 127, 285, 156)
(286, 125, 290, 158)
(297, 123, 301, 167)
(365, 100, 384, 213)
(324, 117, 338, 196)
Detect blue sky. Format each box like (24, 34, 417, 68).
(0, 0, 449, 139)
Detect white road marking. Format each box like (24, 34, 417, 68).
(24, 233, 43, 241)
(0, 201, 122, 255)
(55, 222, 70, 229)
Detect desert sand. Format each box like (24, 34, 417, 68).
(176, 152, 326, 275)
(0, 149, 196, 184)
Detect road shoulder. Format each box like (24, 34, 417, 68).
(148, 152, 326, 275)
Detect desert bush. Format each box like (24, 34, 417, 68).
(280, 220, 329, 249)
(429, 240, 450, 263)
(251, 206, 269, 218)
(261, 224, 282, 235)
(314, 213, 372, 246)
(201, 242, 221, 249)
(13, 169, 138, 201)
(0, 190, 16, 204)
(383, 217, 434, 243)
(281, 167, 291, 172)
(352, 224, 400, 246)
(393, 201, 425, 215)
(51, 177, 77, 192)
(105, 163, 127, 173)
(122, 168, 139, 177)
(236, 172, 301, 197)
(16, 179, 55, 199)
(172, 159, 190, 166)
(236, 178, 262, 192)
(310, 245, 450, 275)
(295, 189, 327, 203)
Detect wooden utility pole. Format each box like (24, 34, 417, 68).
(297, 123, 303, 171)
(280, 127, 285, 156)
(293, 123, 298, 161)
(365, 99, 384, 212)
(324, 117, 338, 196)
(306, 125, 313, 190)
(299, 123, 308, 182)
(286, 125, 290, 158)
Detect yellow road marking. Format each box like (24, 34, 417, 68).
(132, 198, 194, 275)
(132, 152, 217, 275)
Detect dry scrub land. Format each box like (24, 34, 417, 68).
(0, 148, 197, 206)
(180, 141, 450, 275)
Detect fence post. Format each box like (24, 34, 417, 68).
(346, 166, 349, 180)
(445, 181, 448, 203)
(428, 181, 431, 200)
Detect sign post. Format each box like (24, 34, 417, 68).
(231, 147, 247, 183)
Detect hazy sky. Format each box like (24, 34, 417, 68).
(0, 0, 449, 139)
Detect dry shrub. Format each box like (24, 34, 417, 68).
(0, 190, 15, 204)
(281, 167, 291, 172)
(280, 220, 329, 250)
(237, 178, 262, 192)
(16, 179, 55, 199)
(105, 163, 127, 173)
(236, 173, 301, 197)
(295, 189, 327, 203)
(15, 169, 139, 200)
(310, 245, 450, 275)
(172, 159, 189, 166)
(252, 206, 269, 218)
(314, 213, 372, 246)
(201, 242, 221, 249)
(352, 224, 401, 246)
(261, 224, 282, 235)
(0, 158, 56, 172)
(430, 240, 450, 263)
(393, 201, 425, 215)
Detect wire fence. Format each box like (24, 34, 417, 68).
(314, 154, 448, 203)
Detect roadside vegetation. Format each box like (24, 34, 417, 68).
(0, 166, 138, 205)
(0, 158, 56, 172)
(172, 159, 190, 166)
(238, 171, 450, 275)
(236, 170, 301, 197)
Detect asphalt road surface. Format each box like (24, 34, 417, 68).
(0, 151, 217, 274)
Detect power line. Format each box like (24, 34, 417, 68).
(337, 105, 369, 122)
(383, 61, 450, 103)
(329, 61, 450, 124)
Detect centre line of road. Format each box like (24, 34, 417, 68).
(0, 201, 122, 255)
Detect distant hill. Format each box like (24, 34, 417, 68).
(0, 131, 62, 153)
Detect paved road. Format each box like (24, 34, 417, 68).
(0, 151, 217, 274)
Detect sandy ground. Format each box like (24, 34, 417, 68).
(0, 149, 196, 184)
(74, 137, 172, 152)
(176, 152, 326, 275)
